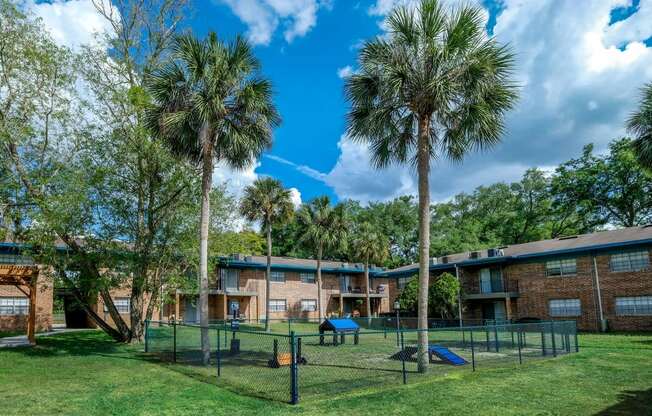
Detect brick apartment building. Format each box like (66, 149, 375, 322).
(1, 226, 651, 333)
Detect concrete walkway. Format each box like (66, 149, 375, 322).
(0, 328, 92, 348)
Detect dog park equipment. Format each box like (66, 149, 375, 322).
(391, 344, 468, 366)
(428, 345, 468, 366)
(268, 338, 307, 368)
(318, 318, 360, 345)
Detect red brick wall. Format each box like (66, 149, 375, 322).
(0, 274, 53, 332)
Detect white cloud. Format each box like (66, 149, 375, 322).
(337, 65, 353, 79)
(27, 0, 114, 49)
(213, 161, 260, 201)
(325, 0, 652, 203)
(289, 187, 302, 208)
(218, 0, 329, 45)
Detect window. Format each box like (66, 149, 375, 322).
(270, 271, 285, 283)
(105, 298, 130, 314)
(301, 299, 317, 312)
(219, 268, 240, 290)
(546, 258, 577, 277)
(549, 299, 581, 317)
(615, 296, 652, 316)
(0, 297, 28, 315)
(610, 250, 650, 272)
(0, 254, 33, 265)
(300, 272, 315, 283)
(398, 277, 411, 290)
(269, 299, 286, 312)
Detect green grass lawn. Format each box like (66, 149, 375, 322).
(0, 330, 24, 338)
(1, 330, 651, 415)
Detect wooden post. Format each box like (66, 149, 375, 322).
(338, 295, 343, 317)
(174, 292, 180, 321)
(505, 297, 512, 321)
(27, 274, 37, 345)
(222, 294, 228, 320)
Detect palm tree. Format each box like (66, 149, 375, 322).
(240, 177, 294, 331)
(351, 222, 389, 321)
(344, 0, 517, 372)
(627, 83, 652, 170)
(146, 33, 280, 364)
(297, 197, 348, 321)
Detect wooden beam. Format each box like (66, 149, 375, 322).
(27, 275, 37, 345)
(339, 294, 343, 317)
(222, 293, 227, 320)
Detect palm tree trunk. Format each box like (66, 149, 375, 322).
(364, 258, 371, 325)
(199, 124, 212, 365)
(265, 222, 272, 332)
(416, 115, 431, 373)
(317, 244, 323, 322)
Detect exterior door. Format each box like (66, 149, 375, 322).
(229, 299, 240, 318)
(340, 275, 351, 293)
(481, 303, 495, 320)
(184, 297, 197, 323)
(493, 301, 507, 321)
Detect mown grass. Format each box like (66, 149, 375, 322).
(0, 331, 650, 415)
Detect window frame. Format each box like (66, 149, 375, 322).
(269, 271, 285, 283)
(105, 297, 131, 314)
(397, 277, 411, 290)
(609, 250, 650, 273)
(300, 272, 316, 284)
(0, 296, 29, 315)
(300, 299, 317, 312)
(615, 296, 652, 316)
(268, 299, 287, 312)
(548, 298, 581, 317)
(545, 258, 577, 277)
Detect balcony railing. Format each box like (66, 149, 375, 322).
(476, 280, 519, 295)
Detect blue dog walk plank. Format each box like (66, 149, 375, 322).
(429, 345, 467, 366)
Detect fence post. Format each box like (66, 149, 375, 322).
(485, 327, 490, 352)
(173, 320, 177, 363)
(494, 323, 499, 353)
(216, 329, 221, 377)
(144, 319, 149, 353)
(541, 324, 546, 357)
(470, 330, 476, 371)
(288, 318, 291, 335)
(574, 323, 579, 353)
(551, 321, 557, 358)
(290, 331, 299, 405)
(400, 331, 407, 384)
(517, 327, 522, 365)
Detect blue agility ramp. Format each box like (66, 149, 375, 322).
(428, 345, 468, 366)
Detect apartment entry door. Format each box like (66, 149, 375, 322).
(482, 301, 506, 322)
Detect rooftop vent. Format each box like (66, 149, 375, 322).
(558, 235, 578, 240)
(342, 262, 349, 268)
(469, 251, 481, 259)
(441, 256, 449, 264)
(429, 257, 438, 265)
(230, 253, 246, 261)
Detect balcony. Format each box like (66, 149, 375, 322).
(463, 280, 519, 300)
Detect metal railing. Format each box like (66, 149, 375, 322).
(145, 319, 578, 404)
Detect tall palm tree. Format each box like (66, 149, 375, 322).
(240, 177, 294, 331)
(351, 222, 389, 321)
(297, 197, 348, 321)
(146, 33, 280, 364)
(627, 83, 652, 171)
(345, 0, 517, 372)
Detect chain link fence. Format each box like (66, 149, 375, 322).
(145, 319, 578, 404)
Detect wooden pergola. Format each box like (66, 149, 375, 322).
(0, 264, 39, 344)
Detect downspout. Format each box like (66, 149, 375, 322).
(592, 254, 606, 332)
(455, 265, 463, 327)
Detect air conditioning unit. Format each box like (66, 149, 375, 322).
(441, 256, 449, 264)
(429, 257, 438, 265)
(469, 251, 481, 259)
(342, 263, 349, 268)
(488, 248, 504, 258)
(231, 253, 245, 261)
(244, 256, 253, 262)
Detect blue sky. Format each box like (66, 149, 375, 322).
(30, 0, 652, 206)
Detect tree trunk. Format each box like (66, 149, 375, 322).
(317, 244, 323, 322)
(364, 258, 371, 325)
(265, 222, 272, 332)
(416, 115, 431, 373)
(199, 123, 213, 365)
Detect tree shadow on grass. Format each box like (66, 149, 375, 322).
(2, 331, 123, 358)
(594, 389, 652, 415)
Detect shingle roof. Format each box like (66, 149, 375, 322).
(384, 225, 652, 275)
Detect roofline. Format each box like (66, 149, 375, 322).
(216, 258, 381, 275)
(378, 237, 652, 278)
